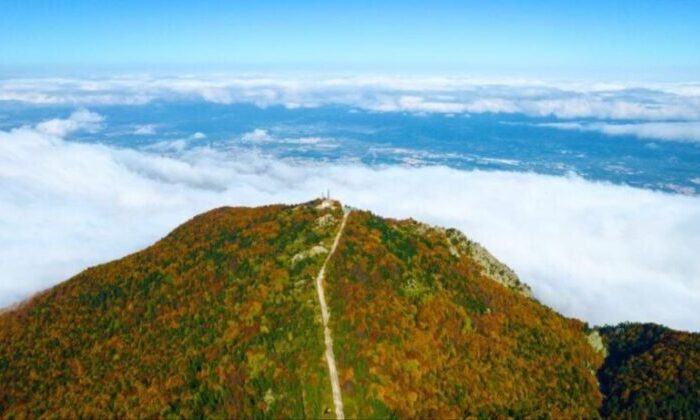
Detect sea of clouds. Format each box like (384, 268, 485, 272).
(3, 74, 700, 144)
(1, 109, 699, 331)
(2, 75, 700, 133)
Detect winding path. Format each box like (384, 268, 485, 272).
(314, 205, 349, 420)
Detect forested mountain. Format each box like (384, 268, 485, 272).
(0, 200, 696, 418)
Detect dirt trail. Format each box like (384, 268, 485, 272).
(314, 205, 349, 419)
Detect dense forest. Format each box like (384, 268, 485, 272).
(324, 210, 602, 418)
(0, 202, 344, 418)
(0, 200, 697, 418)
(597, 323, 700, 417)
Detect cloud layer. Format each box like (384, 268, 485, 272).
(2, 75, 700, 123)
(541, 121, 700, 143)
(1, 118, 699, 331)
(34, 108, 104, 137)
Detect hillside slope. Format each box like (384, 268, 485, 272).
(324, 209, 602, 417)
(597, 323, 700, 417)
(0, 199, 693, 418)
(0, 202, 344, 418)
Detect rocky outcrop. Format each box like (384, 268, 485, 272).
(445, 228, 533, 298)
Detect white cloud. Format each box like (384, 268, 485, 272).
(1, 125, 700, 331)
(542, 121, 700, 142)
(191, 132, 207, 139)
(464, 98, 520, 114)
(296, 136, 324, 145)
(133, 124, 157, 135)
(371, 95, 471, 113)
(241, 128, 273, 142)
(2, 75, 700, 121)
(368, 94, 700, 120)
(600, 122, 700, 142)
(34, 108, 104, 137)
(143, 139, 188, 153)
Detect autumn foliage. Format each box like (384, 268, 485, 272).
(325, 210, 603, 418)
(597, 323, 700, 417)
(0, 202, 344, 418)
(0, 200, 694, 418)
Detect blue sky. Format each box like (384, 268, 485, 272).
(1, 0, 699, 79)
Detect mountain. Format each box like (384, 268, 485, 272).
(0, 200, 696, 418)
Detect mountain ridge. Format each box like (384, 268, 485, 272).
(1, 199, 697, 418)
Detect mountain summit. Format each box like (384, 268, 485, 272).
(1, 200, 697, 418)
